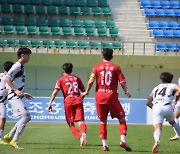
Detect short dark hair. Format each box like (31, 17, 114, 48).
(160, 72, 173, 83)
(17, 47, 32, 59)
(102, 48, 113, 61)
(62, 63, 73, 74)
(3, 61, 14, 72)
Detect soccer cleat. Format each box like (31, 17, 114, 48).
(80, 133, 86, 146)
(10, 141, 23, 150)
(4, 134, 12, 143)
(169, 135, 179, 141)
(103, 146, 109, 151)
(120, 141, 132, 152)
(152, 141, 160, 153)
(0, 140, 8, 145)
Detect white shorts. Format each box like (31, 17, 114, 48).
(9, 99, 29, 117)
(175, 101, 180, 112)
(152, 103, 174, 125)
(0, 103, 6, 118)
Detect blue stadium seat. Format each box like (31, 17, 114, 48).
(148, 21, 159, 29)
(144, 9, 155, 17)
(160, 1, 170, 9)
(159, 21, 169, 29)
(174, 9, 180, 17)
(151, 1, 161, 9)
(154, 9, 165, 17)
(173, 30, 180, 38)
(170, 1, 180, 9)
(163, 30, 174, 37)
(156, 43, 166, 50)
(177, 44, 180, 51)
(141, 0, 151, 8)
(164, 9, 175, 17)
(168, 21, 178, 29)
(152, 29, 163, 37)
(166, 43, 177, 51)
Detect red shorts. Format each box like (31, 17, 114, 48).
(64, 103, 85, 123)
(96, 100, 125, 121)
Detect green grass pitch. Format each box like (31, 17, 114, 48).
(0, 123, 179, 154)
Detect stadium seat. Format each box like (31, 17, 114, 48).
(51, 0, 62, 6)
(144, 9, 155, 17)
(101, 42, 111, 49)
(160, 1, 170, 9)
(97, 28, 107, 36)
(30, 0, 39, 5)
(170, 1, 180, 9)
(98, 0, 108, 7)
(60, 19, 70, 27)
(159, 21, 169, 29)
(90, 41, 100, 49)
(7, 0, 18, 4)
(15, 25, 26, 34)
(1, 4, 11, 13)
(80, 7, 90, 15)
(173, 30, 180, 38)
(71, 19, 81, 27)
(166, 43, 177, 51)
(18, 40, 29, 47)
(0, 0, 5, 3)
(168, 21, 178, 29)
(141, 0, 151, 8)
(36, 18, 47, 26)
(85, 27, 95, 36)
(62, 27, 72, 35)
(83, 20, 94, 27)
(177, 44, 180, 51)
(102, 7, 112, 15)
(4, 25, 14, 34)
(35, 5, 46, 14)
(50, 26, 61, 35)
(66, 41, 77, 49)
(75, 0, 86, 7)
(25, 18, 36, 26)
(87, 0, 97, 7)
(69, 6, 79, 15)
(24, 5, 35, 14)
(19, 0, 29, 5)
(112, 42, 122, 50)
(0, 39, 4, 46)
(78, 41, 88, 49)
(164, 9, 175, 17)
(13, 17, 24, 25)
(92, 7, 102, 15)
(41, 0, 51, 6)
(47, 6, 57, 14)
(48, 19, 59, 27)
(30, 40, 41, 48)
(106, 20, 115, 28)
(156, 43, 166, 50)
(58, 6, 68, 14)
(74, 27, 84, 36)
(94, 20, 105, 28)
(12, 5, 23, 14)
(54, 40, 64, 48)
(42, 40, 53, 48)
(1, 17, 12, 25)
(174, 10, 180, 17)
(27, 26, 37, 34)
(148, 21, 159, 29)
(7, 39, 16, 47)
(154, 9, 165, 17)
(152, 29, 163, 37)
(109, 28, 119, 37)
(64, 0, 75, 6)
(151, 1, 161, 9)
(39, 26, 49, 35)
(163, 30, 174, 37)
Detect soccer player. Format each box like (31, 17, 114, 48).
(4, 47, 33, 149)
(170, 77, 180, 141)
(0, 61, 14, 144)
(48, 63, 87, 146)
(81, 48, 132, 152)
(146, 72, 180, 153)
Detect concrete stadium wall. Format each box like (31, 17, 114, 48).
(0, 53, 179, 98)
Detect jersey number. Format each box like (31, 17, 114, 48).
(100, 71, 112, 86)
(66, 81, 78, 94)
(154, 87, 167, 98)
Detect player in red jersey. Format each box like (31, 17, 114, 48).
(82, 48, 132, 152)
(48, 63, 87, 146)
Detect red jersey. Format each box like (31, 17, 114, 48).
(92, 61, 126, 104)
(55, 74, 85, 105)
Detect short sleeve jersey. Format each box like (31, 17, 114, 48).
(0, 73, 8, 103)
(150, 83, 176, 105)
(55, 74, 85, 105)
(92, 61, 126, 104)
(6, 62, 25, 100)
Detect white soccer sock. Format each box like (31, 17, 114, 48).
(9, 122, 19, 138)
(0, 129, 3, 140)
(174, 118, 179, 136)
(154, 129, 161, 142)
(102, 139, 108, 147)
(13, 115, 31, 142)
(120, 135, 126, 143)
(172, 122, 180, 137)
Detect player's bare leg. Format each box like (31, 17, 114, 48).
(78, 121, 87, 146)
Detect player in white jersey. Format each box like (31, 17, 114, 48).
(0, 61, 14, 144)
(146, 72, 180, 153)
(4, 47, 33, 150)
(170, 77, 180, 141)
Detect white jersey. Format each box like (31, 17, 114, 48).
(150, 83, 176, 105)
(6, 61, 25, 100)
(0, 73, 8, 104)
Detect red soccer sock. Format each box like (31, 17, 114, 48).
(99, 124, 107, 140)
(119, 121, 127, 136)
(80, 123, 87, 134)
(70, 126, 81, 139)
